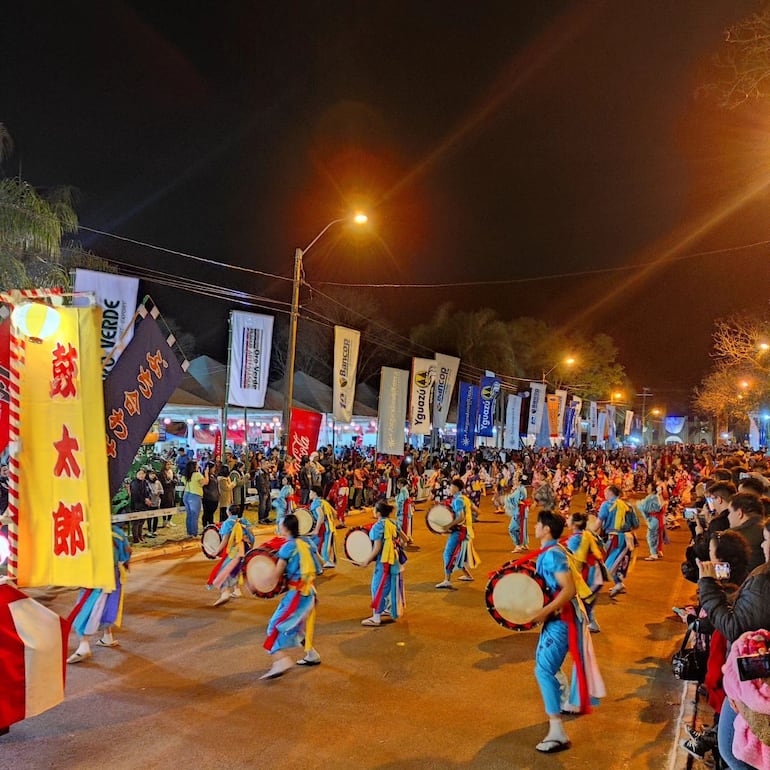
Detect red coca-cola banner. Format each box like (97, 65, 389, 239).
(213, 429, 222, 460)
(288, 408, 322, 460)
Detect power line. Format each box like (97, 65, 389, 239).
(79, 225, 293, 283)
(313, 239, 770, 289)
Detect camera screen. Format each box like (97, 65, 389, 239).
(714, 562, 731, 580)
(738, 653, 770, 681)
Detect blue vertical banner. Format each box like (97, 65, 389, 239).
(477, 376, 500, 437)
(456, 382, 479, 452)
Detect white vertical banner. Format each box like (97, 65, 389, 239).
(332, 325, 360, 423)
(378, 367, 409, 454)
(597, 409, 607, 447)
(571, 397, 583, 447)
(555, 388, 568, 439)
(624, 409, 634, 437)
(409, 358, 436, 435)
(607, 404, 617, 447)
(432, 353, 460, 429)
(527, 382, 546, 445)
(749, 412, 760, 451)
(73, 268, 139, 374)
(505, 394, 522, 449)
(228, 311, 274, 408)
(589, 401, 598, 438)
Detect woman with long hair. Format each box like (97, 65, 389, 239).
(182, 460, 209, 537)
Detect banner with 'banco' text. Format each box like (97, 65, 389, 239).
(377, 367, 409, 455)
(333, 325, 360, 423)
(17, 305, 115, 589)
(409, 358, 435, 435)
(73, 269, 139, 375)
(288, 408, 323, 460)
(432, 353, 460, 429)
(477, 376, 501, 438)
(456, 381, 479, 452)
(103, 314, 185, 497)
(227, 311, 273, 408)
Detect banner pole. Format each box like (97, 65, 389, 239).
(222, 312, 233, 464)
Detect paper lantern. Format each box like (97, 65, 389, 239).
(11, 302, 61, 342)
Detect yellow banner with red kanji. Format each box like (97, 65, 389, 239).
(16, 306, 115, 589)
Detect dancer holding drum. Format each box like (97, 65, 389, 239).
(356, 501, 405, 627)
(261, 513, 323, 680)
(435, 478, 479, 589)
(528, 510, 604, 754)
(207, 505, 255, 607)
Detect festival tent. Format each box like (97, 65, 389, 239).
(158, 357, 378, 450)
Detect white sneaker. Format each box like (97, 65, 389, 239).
(588, 620, 601, 633)
(322, 561, 336, 569)
(435, 580, 453, 589)
(231, 587, 242, 598)
(260, 657, 293, 680)
(609, 583, 625, 598)
(213, 592, 230, 607)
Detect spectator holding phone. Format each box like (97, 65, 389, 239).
(728, 493, 766, 572)
(698, 520, 770, 769)
(721, 630, 770, 769)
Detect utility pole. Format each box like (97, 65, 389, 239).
(635, 387, 653, 445)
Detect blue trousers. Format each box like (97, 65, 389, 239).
(508, 515, 521, 545)
(646, 516, 660, 556)
(535, 618, 569, 715)
(718, 698, 755, 770)
(183, 492, 202, 536)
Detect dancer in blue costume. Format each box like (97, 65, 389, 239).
(435, 478, 479, 589)
(261, 513, 323, 680)
(504, 475, 529, 552)
(309, 487, 337, 568)
(529, 510, 605, 754)
(357, 501, 405, 626)
(566, 512, 607, 633)
(207, 505, 255, 607)
(67, 524, 132, 664)
(597, 485, 639, 597)
(272, 475, 294, 533)
(394, 477, 414, 542)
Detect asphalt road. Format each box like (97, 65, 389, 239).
(2, 496, 694, 770)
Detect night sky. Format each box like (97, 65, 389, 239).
(3, 0, 769, 411)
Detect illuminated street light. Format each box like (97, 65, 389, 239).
(542, 356, 576, 383)
(759, 342, 769, 352)
(283, 213, 370, 446)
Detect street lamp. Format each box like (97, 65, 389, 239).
(542, 356, 575, 384)
(282, 213, 369, 448)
